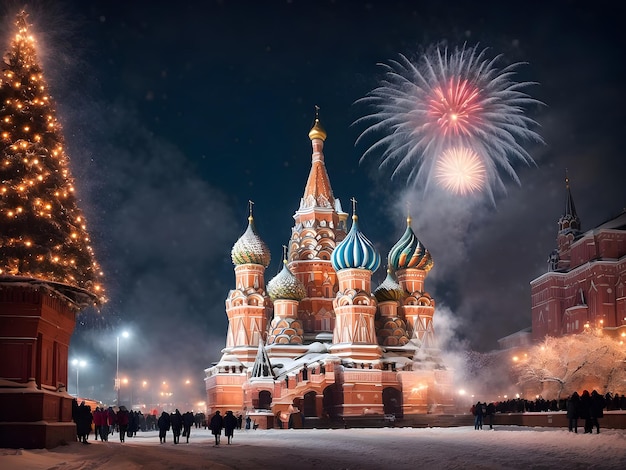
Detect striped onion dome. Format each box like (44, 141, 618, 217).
(387, 216, 433, 272)
(267, 260, 306, 301)
(374, 269, 406, 302)
(331, 213, 381, 272)
(231, 212, 271, 267)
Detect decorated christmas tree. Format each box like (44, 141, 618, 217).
(0, 11, 104, 306)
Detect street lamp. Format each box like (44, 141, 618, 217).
(115, 330, 130, 405)
(71, 359, 87, 398)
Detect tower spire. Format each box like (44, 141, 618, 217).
(559, 170, 580, 234)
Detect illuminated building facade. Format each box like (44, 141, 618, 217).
(205, 113, 454, 428)
(530, 177, 626, 340)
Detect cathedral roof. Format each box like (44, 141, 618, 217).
(308, 108, 327, 141)
(374, 269, 406, 302)
(558, 173, 581, 234)
(331, 208, 381, 272)
(387, 216, 433, 272)
(231, 204, 271, 267)
(301, 108, 335, 210)
(267, 252, 306, 301)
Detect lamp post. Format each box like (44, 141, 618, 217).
(71, 359, 86, 398)
(115, 330, 130, 405)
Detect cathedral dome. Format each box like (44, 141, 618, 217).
(331, 214, 380, 272)
(308, 113, 327, 141)
(387, 216, 433, 272)
(267, 261, 306, 301)
(231, 213, 271, 267)
(374, 270, 406, 302)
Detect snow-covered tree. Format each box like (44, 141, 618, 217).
(515, 330, 626, 400)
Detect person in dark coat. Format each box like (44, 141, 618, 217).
(106, 406, 117, 436)
(473, 402, 484, 430)
(485, 403, 496, 430)
(590, 390, 606, 434)
(579, 390, 592, 433)
(75, 402, 93, 444)
(117, 406, 130, 442)
(182, 411, 194, 443)
(566, 392, 580, 433)
(157, 411, 171, 443)
(170, 409, 183, 444)
(223, 410, 238, 444)
(209, 411, 224, 445)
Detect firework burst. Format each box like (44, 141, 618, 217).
(355, 44, 543, 199)
(435, 147, 486, 195)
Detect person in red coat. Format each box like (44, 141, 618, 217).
(93, 407, 107, 441)
(116, 406, 130, 443)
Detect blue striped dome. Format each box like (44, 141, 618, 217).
(331, 215, 380, 272)
(387, 217, 433, 272)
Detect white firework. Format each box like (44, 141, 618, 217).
(354, 44, 543, 200)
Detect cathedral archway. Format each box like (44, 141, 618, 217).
(383, 387, 403, 418)
(303, 391, 317, 417)
(258, 390, 272, 410)
(323, 385, 340, 419)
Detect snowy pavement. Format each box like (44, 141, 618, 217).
(2, 425, 626, 469)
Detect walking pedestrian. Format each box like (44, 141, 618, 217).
(209, 411, 223, 446)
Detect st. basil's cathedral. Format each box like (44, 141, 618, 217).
(204, 111, 454, 428)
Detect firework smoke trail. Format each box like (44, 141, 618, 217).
(354, 44, 543, 200)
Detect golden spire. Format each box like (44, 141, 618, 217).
(308, 105, 327, 141)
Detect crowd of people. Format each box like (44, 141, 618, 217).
(470, 389, 619, 433)
(488, 391, 625, 414)
(71, 399, 216, 445)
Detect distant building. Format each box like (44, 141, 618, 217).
(530, 177, 626, 341)
(204, 112, 454, 428)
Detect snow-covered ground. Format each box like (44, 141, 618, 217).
(2, 425, 625, 469)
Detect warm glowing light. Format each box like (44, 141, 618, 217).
(435, 147, 486, 194)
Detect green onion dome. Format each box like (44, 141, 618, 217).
(387, 216, 433, 272)
(374, 270, 406, 302)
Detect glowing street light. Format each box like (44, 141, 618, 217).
(115, 330, 130, 405)
(71, 358, 87, 398)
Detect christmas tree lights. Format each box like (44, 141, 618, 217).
(0, 11, 104, 305)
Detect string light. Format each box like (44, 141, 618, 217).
(0, 11, 105, 304)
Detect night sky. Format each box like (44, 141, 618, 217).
(2, 0, 624, 404)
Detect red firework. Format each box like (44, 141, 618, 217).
(428, 78, 482, 137)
